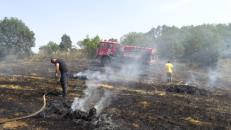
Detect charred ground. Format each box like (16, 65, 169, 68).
(0, 59, 231, 130)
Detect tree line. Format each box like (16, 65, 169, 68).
(39, 34, 101, 58)
(1, 17, 231, 67)
(0, 17, 74, 58)
(121, 25, 231, 67)
(39, 34, 72, 55)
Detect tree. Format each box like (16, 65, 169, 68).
(79, 35, 101, 58)
(39, 41, 59, 55)
(59, 34, 72, 51)
(48, 41, 59, 53)
(120, 32, 152, 46)
(155, 26, 184, 59)
(183, 25, 220, 66)
(0, 17, 35, 57)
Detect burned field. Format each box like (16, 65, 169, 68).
(0, 60, 231, 130)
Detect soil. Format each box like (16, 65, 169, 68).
(0, 59, 231, 130)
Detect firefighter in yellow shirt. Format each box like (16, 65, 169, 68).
(165, 61, 174, 82)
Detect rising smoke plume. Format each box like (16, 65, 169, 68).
(71, 57, 148, 114)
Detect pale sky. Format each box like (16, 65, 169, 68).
(1, 0, 231, 52)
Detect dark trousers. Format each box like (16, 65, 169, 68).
(60, 72, 68, 97)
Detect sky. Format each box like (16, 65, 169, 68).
(1, 0, 231, 53)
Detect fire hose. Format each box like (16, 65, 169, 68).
(0, 94, 46, 124)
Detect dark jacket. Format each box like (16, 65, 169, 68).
(56, 59, 68, 73)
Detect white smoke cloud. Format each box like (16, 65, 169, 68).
(94, 90, 112, 115)
(207, 68, 219, 88)
(71, 58, 147, 114)
(71, 81, 99, 112)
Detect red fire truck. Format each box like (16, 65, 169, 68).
(96, 39, 157, 66)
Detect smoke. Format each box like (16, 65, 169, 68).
(0, 55, 37, 76)
(71, 80, 104, 112)
(207, 68, 219, 88)
(180, 57, 231, 90)
(71, 55, 148, 114)
(94, 90, 112, 115)
(71, 70, 114, 114)
(205, 59, 231, 89)
(185, 71, 197, 86)
(71, 67, 143, 114)
(0, 55, 53, 78)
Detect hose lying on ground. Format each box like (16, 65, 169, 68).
(0, 94, 46, 124)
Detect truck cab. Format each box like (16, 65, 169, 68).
(96, 40, 120, 57)
(96, 40, 121, 65)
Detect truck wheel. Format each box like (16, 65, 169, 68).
(101, 56, 111, 66)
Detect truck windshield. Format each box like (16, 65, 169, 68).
(101, 43, 112, 48)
